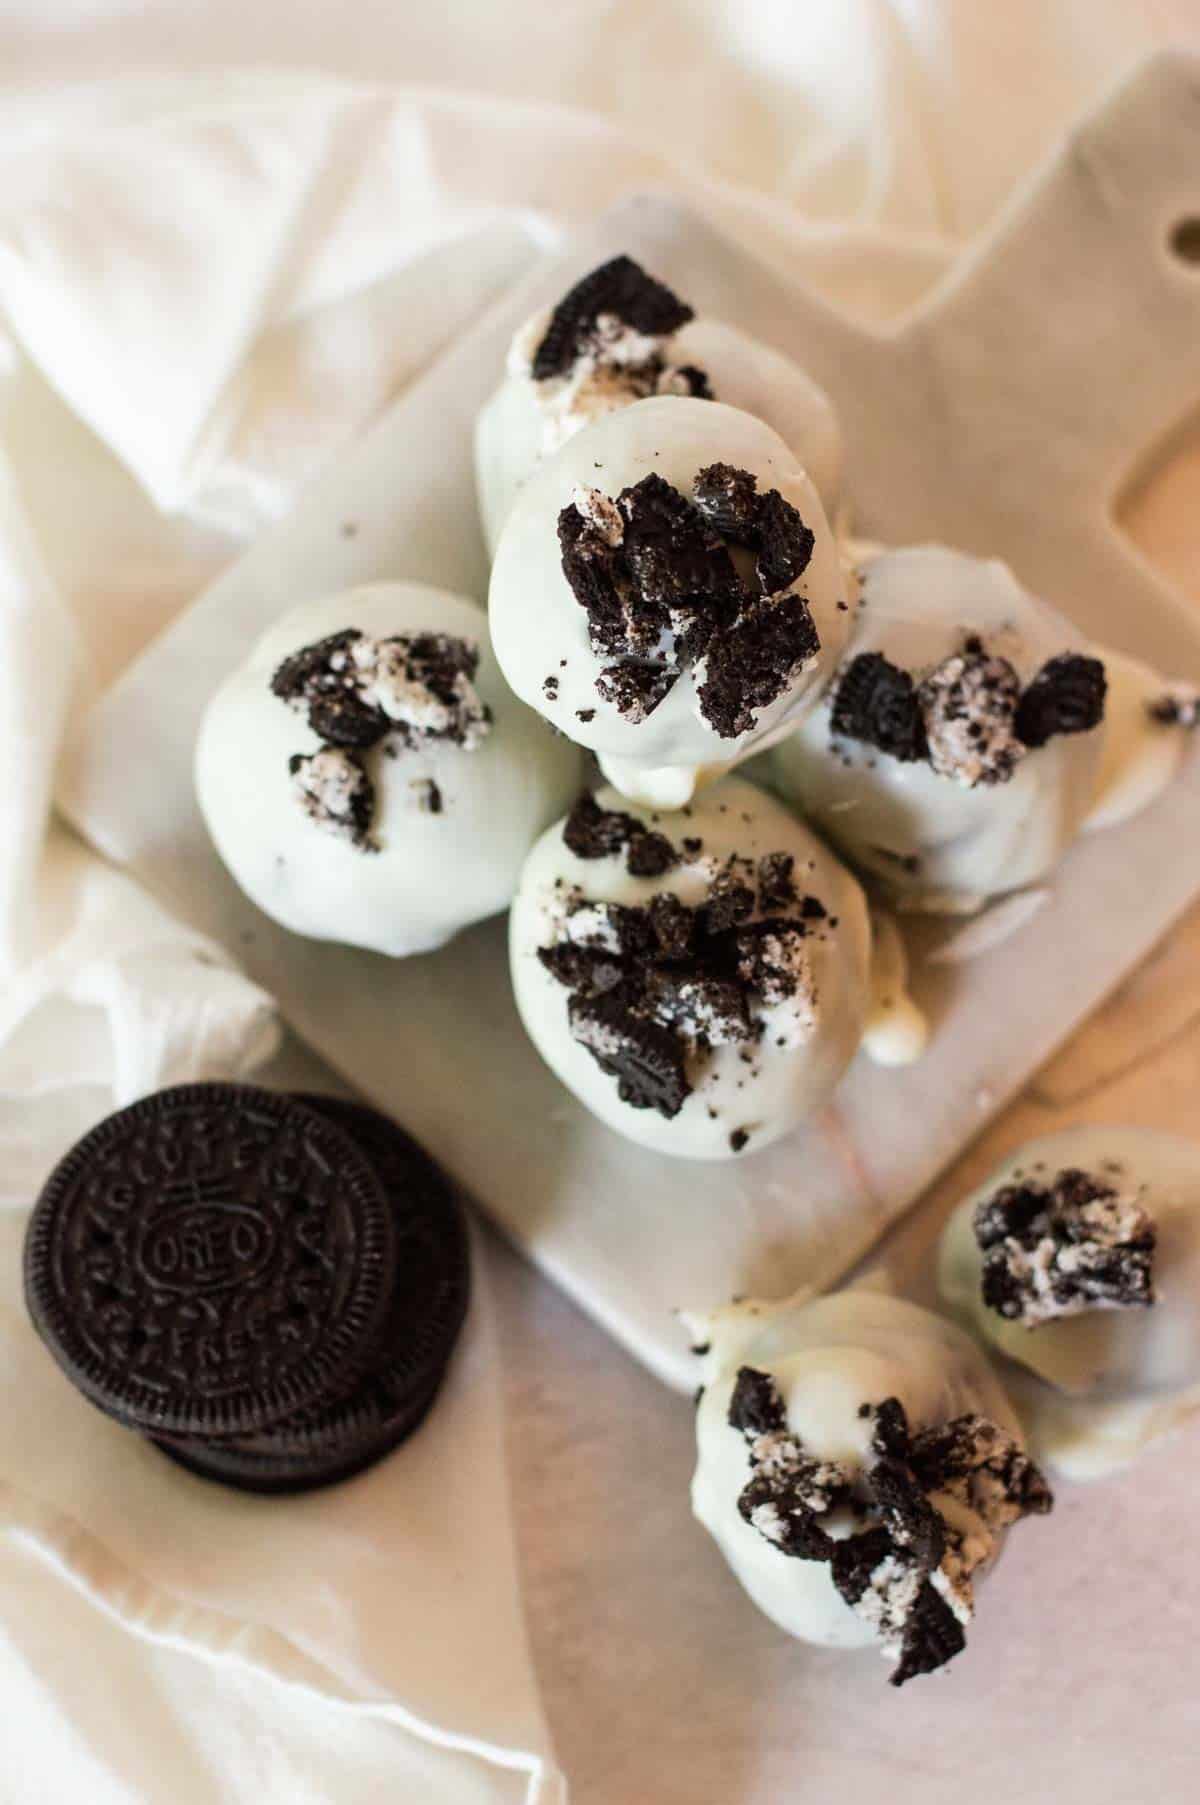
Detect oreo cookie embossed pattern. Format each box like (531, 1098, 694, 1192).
(24, 1084, 470, 1494)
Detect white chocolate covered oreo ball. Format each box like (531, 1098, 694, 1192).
(690, 1289, 1051, 1686)
(196, 582, 582, 956)
(475, 254, 845, 552)
(489, 395, 850, 809)
(771, 545, 1108, 911)
(939, 1127, 1200, 1480)
(509, 777, 880, 1161)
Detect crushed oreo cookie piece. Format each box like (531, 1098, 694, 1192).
(754, 489, 816, 596)
(273, 628, 491, 765)
(559, 474, 741, 671)
(419, 778, 442, 814)
(567, 989, 692, 1116)
(561, 791, 681, 878)
(727, 1365, 787, 1436)
(692, 462, 763, 543)
(558, 897, 653, 960)
(558, 501, 646, 661)
(1014, 653, 1107, 749)
(831, 653, 928, 762)
(619, 474, 743, 654)
(974, 1166, 1156, 1325)
(729, 1128, 750, 1154)
(531, 256, 694, 381)
(626, 829, 678, 879)
(572, 485, 624, 545)
(662, 363, 714, 399)
(918, 646, 1025, 787)
(289, 749, 376, 850)
(700, 860, 756, 934)
(1147, 686, 1200, 728)
(643, 969, 753, 1047)
(888, 1581, 968, 1687)
(734, 924, 816, 1044)
(562, 792, 641, 861)
(647, 892, 696, 960)
(368, 633, 489, 749)
(537, 942, 625, 996)
(690, 466, 815, 596)
(756, 852, 797, 914)
(697, 592, 820, 738)
(595, 660, 678, 723)
(909, 1414, 1053, 1527)
(729, 1367, 848, 1556)
(272, 629, 387, 748)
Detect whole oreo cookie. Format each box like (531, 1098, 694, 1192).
(23, 1085, 397, 1439)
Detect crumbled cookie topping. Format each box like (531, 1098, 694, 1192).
(273, 629, 489, 752)
(831, 639, 1106, 782)
(918, 643, 1025, 787)
(540, 798, 828, 1117)
(530, 256, 695, 380)
(974, 1166, 1156, 1326)
(512, 256, 713, 453)
(559, 465, 820, 739)
(1147, 684, 1200, 728)
(831, 653, 928, 763)
(561, 791, 678, 875)
(271, 626, 490, 848)
(729, 1373, 1051, 1687)
(1013, 653, 1107, 749)
(288, 749, 376, 849)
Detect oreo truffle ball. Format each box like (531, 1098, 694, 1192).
(489, 396, 851, 810)
(939, 1126, 1200, 1480)
(771, 545, 1108, 911)
(475, 253, 844, 552)
(196, 583, 582, 956)
(690, 1289, 1051, 1687)
(508, 777, 876, 1160)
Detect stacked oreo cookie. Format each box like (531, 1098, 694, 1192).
(23, 1084, 469, 1494)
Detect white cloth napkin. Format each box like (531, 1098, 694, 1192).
(1, 5, 1198, 1800)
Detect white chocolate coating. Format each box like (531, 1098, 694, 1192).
(508, 778, 874, 1160)
(489, 398, 851, 809)
(196, 583, 582, 957)
(939, 1126, 1200, 1480)
(691, 1289, 1027, 1648)
(862, 909, 929, 1066)
(475, 309, 845, 554)
(1083, 647, 1193, 833)
(771, 545, 1106, 911)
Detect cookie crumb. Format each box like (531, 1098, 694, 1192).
(289, 748, 376, 850)
(1014, 653, 1106, 748)
(974, 1166, 1155, 1324)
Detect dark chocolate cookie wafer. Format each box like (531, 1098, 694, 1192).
(158, 1096, 470, 1493)
(269, 1094, 470, 1447)
(152, 1366, 445, 1497)
(24, 1085, 397, 1439)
